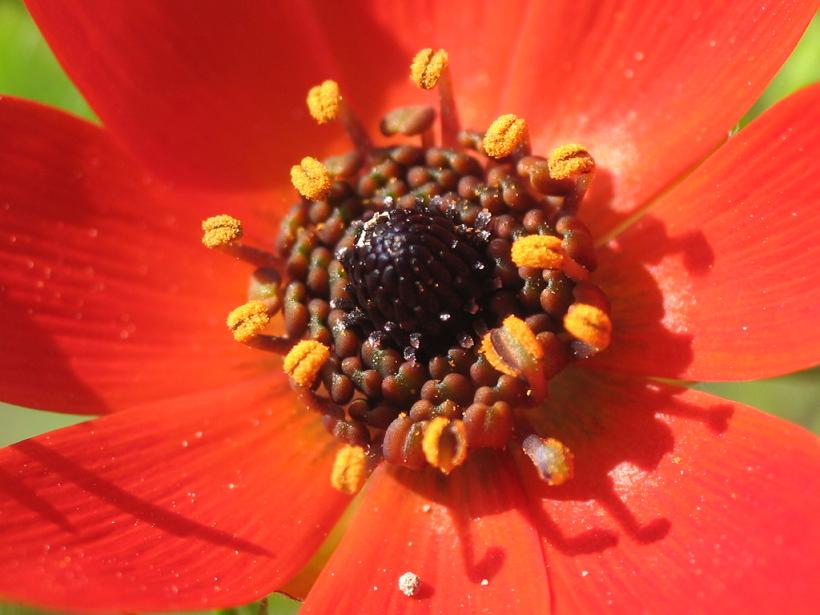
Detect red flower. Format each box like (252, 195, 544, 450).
(1, 1, 819, 613)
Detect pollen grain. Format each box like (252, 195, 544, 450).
(201, 214, 242, 248)
(284, 339, 331, 387)
(548, 144, 594, 180)
(410, 48, 449, 90)
(511, 234, 564, 269)
(226, 300, 271, 342)
(422, 416, 467, 474)
(330, 444, 367, 495)
(564, 303, 612, 349)
(306, 79, 341, 124)
(483, 114, 528, 159)
(290, 156, 332, 200)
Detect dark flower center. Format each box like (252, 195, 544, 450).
(205, 49, 614, 487)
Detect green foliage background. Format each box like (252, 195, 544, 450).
(0, 0, 817, 612)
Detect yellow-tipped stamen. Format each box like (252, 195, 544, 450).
(227, 300, 272, 343)
(564, 303, 612, 350)
(290, 156, 332, 201)
(201, 214, 242, 248)
(201, 215, 278, 268)
(410, 48, 460, 146)
(511, 234, 564, 269)
(284, 339, 331, 387)
(306, 80, 341, 124)
(483, 114, 529, 159)
(548, 144, 594, 180)
(480, 315, 548, 400)
(521, 435, 574, 486)
(330, 444, 367, 495)
(422, 417, 467, 474)
(306, 79, 371, 153)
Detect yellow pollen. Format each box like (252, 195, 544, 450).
(564, 304, 612, 350)
(284, 339, 331, 387)
(510, 234, 564, 269)
(226, 300, 270, 342)
(483, 114, 528, 159)
(422, 417, 468, 474)
(330, 445, 367, 495)
(548, 144, 594, 180)
(290, 156, 332, 200)
(480, 315, 543, 378)
(201, 214, 242, 248)
(410, 48, 449, 90)
(306, 80, 341, 124)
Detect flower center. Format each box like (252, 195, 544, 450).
(202, 49, 613, 492)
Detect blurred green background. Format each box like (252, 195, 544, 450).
(0, 0, 817, 613)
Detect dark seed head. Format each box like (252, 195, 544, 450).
(341, 204, 490, 350)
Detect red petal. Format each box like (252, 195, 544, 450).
(25, 0, 342, 189)
(518, 369, 820, 613)
(0, 97, 273, 414)
(502, 0, 816, 236)
(593, 84, 820, 380)
(302, 452, 550, 614)
(0, 377, 350, 612)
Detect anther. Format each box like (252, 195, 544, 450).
(410, 48, 460, 147)
(510, 234, 564, 269)
(201, 215, 278, 268)
(521, 435, 574, 485)
(306, 80, 371, 153)
(227, 300, 272, 342)
(422, 416, 468, 474)
(330, 444, 367, 495)
(480, 315, 548, 400)
(284, 339, 331, 387)
(483, 114, 529, 159)
(563, 303, 612, 350)
(306, 80, 341, 124)
(548, 144, 594, 180)
(202, 214, 242, 248)
(290, 157, 332, 201)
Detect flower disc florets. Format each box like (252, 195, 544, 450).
(205, 51, 614, 489)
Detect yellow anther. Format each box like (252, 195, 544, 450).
(510, 234, 564, 269)
(306, 79, 341, 124)
(564, 303, 612, 350)
(422, 417, 467, 475)
(330, 444, 367, 495)
(410, 48, 449, 90)
(483, 114, 528, 159)
(521, 435, 574, 486)
(284, 339, 331, 387)
(201, 214, 242, 248)
(480, 315, 543, 378)
(226, 300, 270, 343)
(548, 144, 594, 180)
(290, 156, 332, 200)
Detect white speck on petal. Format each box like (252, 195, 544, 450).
(398, 571, 420, 597)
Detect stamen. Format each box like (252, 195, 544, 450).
(510, 234, 564, 269)
(480, 315, 548, 401)
(284, 339, 331, 387)
(410, 48, 460, 147)
(201, 215, 278, 268)
(306, 80, 341, 124)
(201, 214, 242, 248)
(548, 144, 594, 180)
(483, 114, 529, 159)
(521, 435, 574, 485)
(290, 157, 332, 201)
(226, 300, 272, 342)
(380, 106, 437, 147)
(330, 444, 367, 495)
(422, 416, 468, 474)
(563, 303, 612, 350)
(306, 79, 371, 153)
